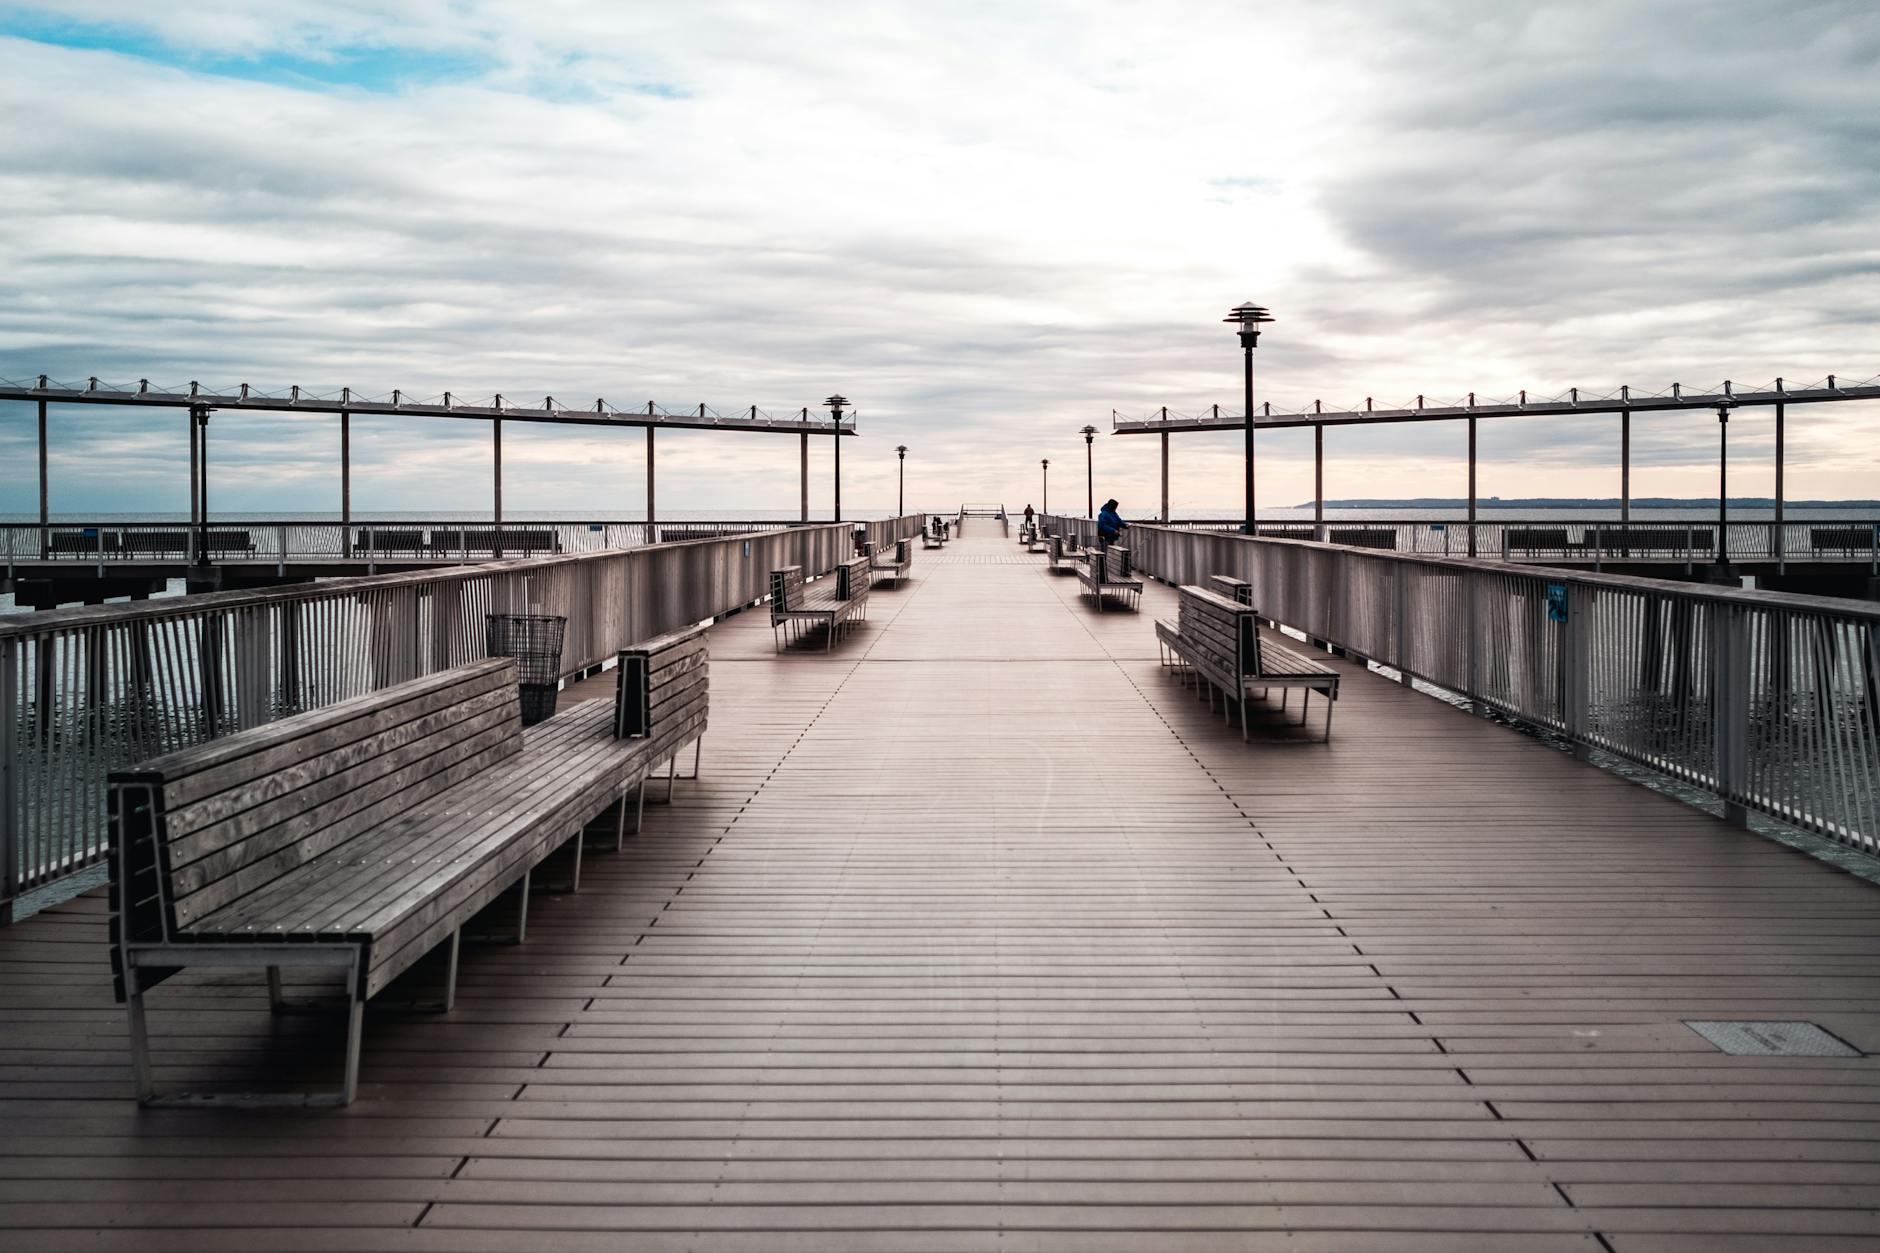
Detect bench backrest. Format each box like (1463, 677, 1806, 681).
(1329, 528, 1397, 549)
(837, 556, 873, 599)
(896, 538, 913, 565)
(356, 528, 426, 548)
(1206, 574, 1254, 607)
(1812, 527, 1875, 548)
(1092, 546, 1132, 581)
(615, 623, 709, 740)
(1506, 529, 1570, 547)
(108, 659, 523, 950)
(1177, 585, 1259, 680)
(770, 566, 805, 616)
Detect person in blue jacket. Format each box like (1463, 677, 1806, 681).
(1097, 499, 1126, 549)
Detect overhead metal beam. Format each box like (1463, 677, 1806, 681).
(0, 381, 858, 435)
(1111, 380, 1880, 434)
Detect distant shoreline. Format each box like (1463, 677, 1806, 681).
(1302, 497, 1879, 510)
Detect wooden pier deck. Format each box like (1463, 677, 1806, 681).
(1, 525, 1877, 1251)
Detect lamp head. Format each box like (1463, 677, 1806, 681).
(1224, 301, 1275, 347)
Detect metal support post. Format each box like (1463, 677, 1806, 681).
(492, 416, 504, 559)
(1774, 401, 1785, 571)
(1159, 429, 1169, 522)
(193, 406, 211, 567)
(1620, 410, 1631, 526)
(1314, 424, 1325, 540)
(36, 399, 48, 559)
(644, 426, 656, 538)
(187, 407, 200, 563)
(799, 431, 809, 521)
(1711, 604, 1751, 825)
(340, 410, 352, 558)
(1717, 405, 1730, 569)
(1466, 416, 1478, 558)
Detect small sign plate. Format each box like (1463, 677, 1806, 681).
(1546, 583, 1569, 623)
(1685, 1020, 1861, 1057)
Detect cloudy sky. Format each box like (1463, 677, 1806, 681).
(0, 0, 1875, 517)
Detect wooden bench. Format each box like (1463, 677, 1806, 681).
(1255, 526, 1317, 542)
(353, 527, 427, 556)
(1328, 527, 1397, 550)
(1810, 526, 1878, 555)
(770, 561, 869, 651)
(867, 538, 913, 587)
(1041, 534, 1083, 573)
(1155, 585, 1339, 740)
(1567, 527, 1714, 557)
(1077, 545, 1142, 612)
(1504, 528, 1572, 556)
(107, 634, 709, 1106)
(430, 528, 562, 557)
(1207, 574, 1254, 606)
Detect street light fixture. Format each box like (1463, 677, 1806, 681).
(826, 395, 848, 522)
(1081, 425, 1097, 518)
(1224, 302, 1275, 534)
(895, 444, 908, 516)
(1041, 458, 1050, 515)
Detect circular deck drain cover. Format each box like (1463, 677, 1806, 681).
(1684, 1020, 1861, 1057)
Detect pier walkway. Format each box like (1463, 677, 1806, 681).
(1, 525, 1877, 1250)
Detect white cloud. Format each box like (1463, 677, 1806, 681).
(0, 0, 1874, 517)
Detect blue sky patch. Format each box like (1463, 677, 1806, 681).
(0, 12, 496, 92)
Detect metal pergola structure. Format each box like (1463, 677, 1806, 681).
(1109, 374, 1880, 550)
(3, 375, 862, 560)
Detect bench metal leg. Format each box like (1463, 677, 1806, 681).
(615, 791, 630, 850)
(1323, 689, 1337, 741)
(126, 976, 156, 1104)
(676, 736, 702, 780)
(340, 984, 364, 1106)
(515, 869, 530, 943)
(1298, 689, 1311, 726)
(666, 754, 677, 803)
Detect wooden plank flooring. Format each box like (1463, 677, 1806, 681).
(1, 524, 1877, 1251)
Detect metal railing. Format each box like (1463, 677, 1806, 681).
(1044, 516, 1879, 852)
(0, 517, 925, 918)
(1145, 518, 1880, 569)
(0, 519, 854, 571)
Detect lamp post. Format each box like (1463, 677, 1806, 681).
(1081, 425, 1097, 518)
(1224, 301, 1274, 534)
(895, 444, 907, 516)
(1041, 458, 1049, 516)
(826, 395, 848, 522)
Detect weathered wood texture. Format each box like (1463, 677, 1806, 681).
(1, 523, 1876, 1250)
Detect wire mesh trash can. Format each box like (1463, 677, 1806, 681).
(486, 613, 567, 727)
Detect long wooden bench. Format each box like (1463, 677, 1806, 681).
(1567, 527, 1714, 557)
(106, 631, 709, 1106)
(1077, 545, 1142, 612)
(1155, 584, 1339, 740)
(352, 527, 427, 556)
(1504, 528, 1572, 555)
(429, 528, 562, 557)
(769, 560, 870, 651)
(1328, 527, 1397, 550)
(867, 538, 913, 588)
(1810, 526, 1878, 554)
(1041, 534, 1083, 573)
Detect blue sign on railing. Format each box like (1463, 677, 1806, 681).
(1546, 583, 1569, 623)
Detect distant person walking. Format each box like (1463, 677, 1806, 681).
(1097, 499, 1126, 550)
(1023, 503, 1035, 525)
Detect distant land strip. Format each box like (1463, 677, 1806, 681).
(1301, 497, 1880, 509)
